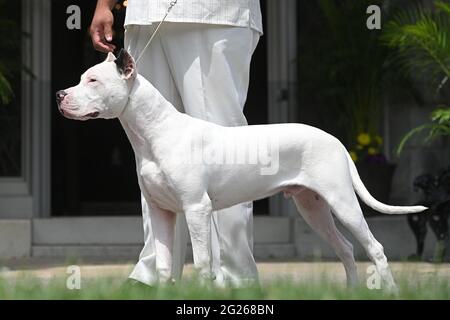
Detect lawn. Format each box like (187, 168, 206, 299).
(0, 261, 448, 299)
(0, 275, 448, 300)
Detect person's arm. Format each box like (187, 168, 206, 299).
(90, 0, 117, 53)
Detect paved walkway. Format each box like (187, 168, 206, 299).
(1, 259, 449, 284)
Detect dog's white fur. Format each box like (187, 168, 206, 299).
(57, 51, 427, 290)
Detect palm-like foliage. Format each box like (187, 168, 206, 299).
(0, 68, 13, 105)
(298, 0, 408, 151)
(316, 0, 388, 141)
(382, 0, 450, 154)
(396, 107, 450, 153)
(0, 0, 20, 105)
(0, 1, 18, 105)
(0, 0, 22, 176)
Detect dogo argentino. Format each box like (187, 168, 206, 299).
(56, 50, 427, 290)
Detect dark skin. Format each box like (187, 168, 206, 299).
(90, 0, 117, 52)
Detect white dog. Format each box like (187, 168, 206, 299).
(56, 50, 426, 290)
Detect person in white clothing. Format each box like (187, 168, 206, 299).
(90, 0, 262, 286)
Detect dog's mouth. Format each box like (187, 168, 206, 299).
(85, 111, 100, 118)
(58, 108, 99, 120)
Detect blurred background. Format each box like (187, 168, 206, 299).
(0, 0, 448, 263)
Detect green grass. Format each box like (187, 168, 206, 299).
(0, 274, 448, 300)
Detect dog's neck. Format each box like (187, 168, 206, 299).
(118, 74, 183, 157)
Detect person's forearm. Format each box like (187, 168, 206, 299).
(96, 0, 117, 11)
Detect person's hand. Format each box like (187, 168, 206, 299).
(90, 5, 116, 52)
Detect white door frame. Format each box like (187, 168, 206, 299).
(266, 0, 298, 217)
(27, 0, 52, 218)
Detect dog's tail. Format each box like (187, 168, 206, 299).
(345, 152, 427, 214)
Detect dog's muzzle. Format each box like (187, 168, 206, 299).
(56, 90, 67, 105)
(56, 90, 68, 116)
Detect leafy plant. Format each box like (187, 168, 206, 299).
(396, 107, 450, 153)
(0, 1, 19, 105)
(297, 0, 411, 162)
(317, 0, 388, 141)
(0, 0, 22, 176)
(0, 69, 13, 105)
(382, 0, 450, 155)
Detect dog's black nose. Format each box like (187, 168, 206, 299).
(56, 90, 67, 104)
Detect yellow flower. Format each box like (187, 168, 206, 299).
(349, 151, 358, 162)
(375, 135, 383, 145)
(368, 147, 378, 155)
(357, 133, 371, 146)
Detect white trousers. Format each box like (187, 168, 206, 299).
(125, 23, 260, 286)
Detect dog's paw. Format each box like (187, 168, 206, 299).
(384, 282, 399, 295)
(195, 270, 216, 287)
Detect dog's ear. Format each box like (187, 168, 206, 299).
(114, 49, 136, 80)
(105, 52, 116, 62)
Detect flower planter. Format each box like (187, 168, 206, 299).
(355, 162, 397, 217)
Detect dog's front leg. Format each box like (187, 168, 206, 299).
(148, 202, 176, 284)
(185, 207, 213, 281)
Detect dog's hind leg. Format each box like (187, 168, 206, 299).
(326, 191, 397, 291)
(301, 143, 397, 290)
(292, 188, 358, 287)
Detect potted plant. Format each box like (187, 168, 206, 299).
(349, 133, 396, 215)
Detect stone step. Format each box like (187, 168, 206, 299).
(32, 216, 292, 245)
(31, 243, 297, 260)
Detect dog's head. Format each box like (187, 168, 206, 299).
(56, 49, 136, 120)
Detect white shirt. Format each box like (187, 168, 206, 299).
(124, 0, 263, 34)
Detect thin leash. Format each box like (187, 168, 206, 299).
(134, 0, 178, 63)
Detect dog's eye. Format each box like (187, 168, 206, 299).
(88, 78, 97, 83)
